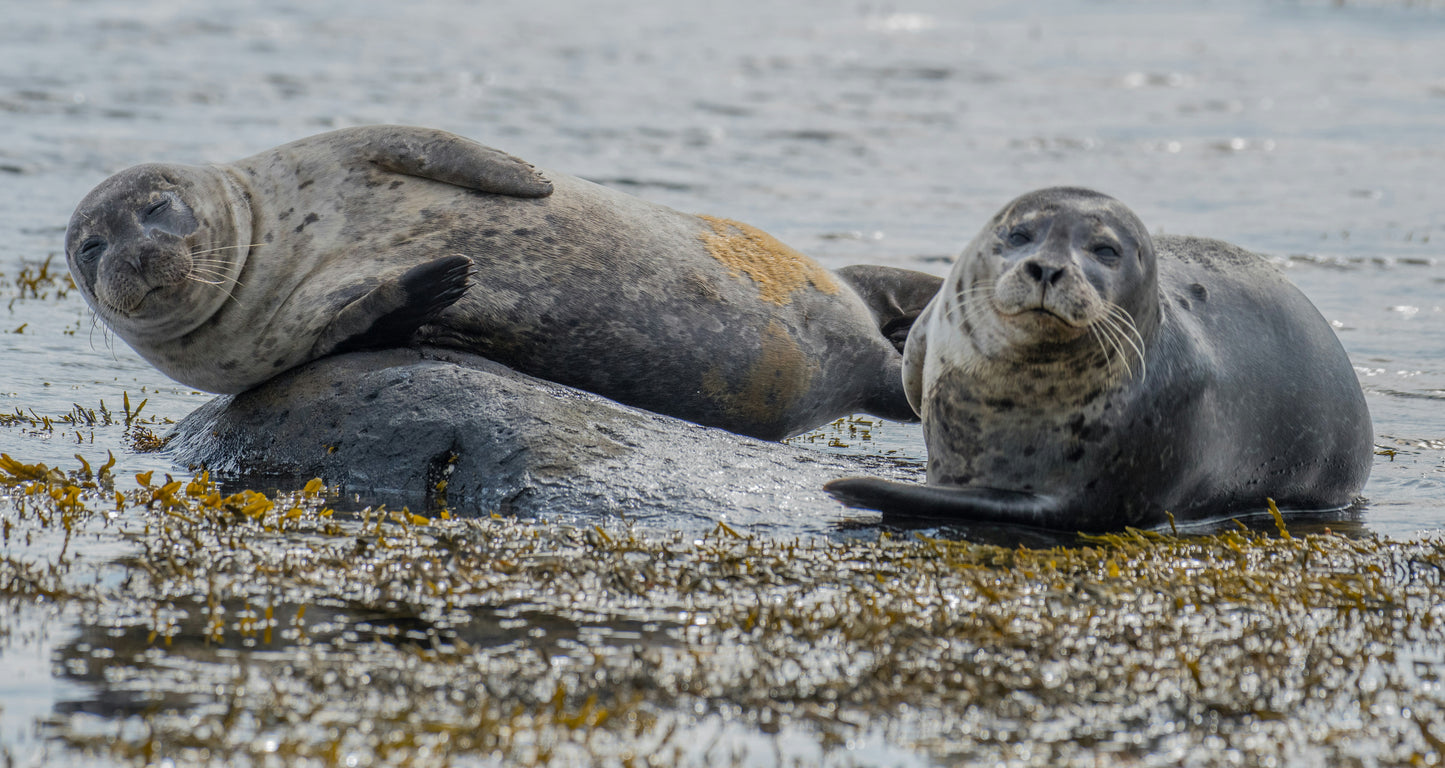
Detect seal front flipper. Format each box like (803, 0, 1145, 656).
(834, 265, 943, 351)
(313, 254, 473, 357)
(348, 125, 554, 198)
(825, 477, 1063, 529)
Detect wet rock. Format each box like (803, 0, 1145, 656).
(166, 347, 919, 526)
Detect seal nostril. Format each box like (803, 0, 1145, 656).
(1024, 261, 1063, 285)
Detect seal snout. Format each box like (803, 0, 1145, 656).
(93, 238, 195, 316)
(993, 255, 1098, 330)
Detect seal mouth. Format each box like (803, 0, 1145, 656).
(97, 287, 156, 318)
(132, 285, 167, 310)
(96, 277, 174, 318)
(1000, 304, 1084, 328)
(991, 302, 1096, 346)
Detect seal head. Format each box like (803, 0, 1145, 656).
(66, 163, 250, 343)
(908, 187, 1157, 414)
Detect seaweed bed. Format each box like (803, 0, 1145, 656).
(3, 453, 1444, 767)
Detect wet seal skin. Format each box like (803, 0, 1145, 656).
(827, 187, 1374, 531)
(165, 346, 926, 521)
(64, 125, 943, 440)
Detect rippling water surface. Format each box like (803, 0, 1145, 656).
(2, 0, 1445, 763)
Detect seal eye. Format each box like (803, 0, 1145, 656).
(1092, 245, 1121, 263)
(1007, 229, 1032, 247)
(77, 236, 106, 263)
(143, 197, 171, 218)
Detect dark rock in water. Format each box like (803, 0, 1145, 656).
(166, 347, 920, 528)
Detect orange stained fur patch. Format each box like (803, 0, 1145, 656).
(697, 216, 839, 305)
(702, 319, 817, 425)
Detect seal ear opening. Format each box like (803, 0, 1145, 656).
(834, 265, 943, 353)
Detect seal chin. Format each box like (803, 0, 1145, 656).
(126, 285, 170, 315)
(96, 282, 166, 319)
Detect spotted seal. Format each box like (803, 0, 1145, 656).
(826, 187, 1373, 530)
(64, 125, 942, 440)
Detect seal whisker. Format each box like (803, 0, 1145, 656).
(188, 242, 264, 257)
(951, 285, 986, 317)
(88, 312, 116, 355)
(186, 273, 243, 290)
(1091, 316, 1127, 377)
(1101, 315, 1139, 379)
(956, 284, 995, 301)
(186, 265, 242, 285)
(183, 263, 244, 302)
(1101, 303, 1147, 381)
(946, 283, 995, 326)
(185, 276, 242, 304)
(185, 259, 238, 273)
(1104, 303, 1146, 359)
(950, 283, 994, 299)
(1092, 314, 1135, 379)
(1087, 322, 1123, 376)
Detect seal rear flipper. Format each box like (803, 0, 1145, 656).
(352, 125, 554, 198)
(825, 477, 1063, 528)
(313, 254, 473, 357)
(834, 265, 944, 351)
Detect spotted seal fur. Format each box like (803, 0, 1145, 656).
(64, 125, 942, 440)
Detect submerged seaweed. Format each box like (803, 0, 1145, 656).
(2, 453, 1444, 766)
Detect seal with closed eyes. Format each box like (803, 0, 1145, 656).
(64, 125, 942, 440)
(826, 187, 1373, 531)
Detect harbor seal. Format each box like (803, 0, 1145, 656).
(64, 125, 942, 440)
(826, 187, 1373, 531)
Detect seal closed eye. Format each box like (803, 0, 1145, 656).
(64, 125, 943, 440)
(827, 186, 1374, 531)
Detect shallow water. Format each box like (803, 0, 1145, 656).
(3, 0, 1445, 764)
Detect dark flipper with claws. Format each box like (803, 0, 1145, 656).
(313, 254, 474, 357)
(834, 265, 944, 352)
(825, 477, 1063, 528)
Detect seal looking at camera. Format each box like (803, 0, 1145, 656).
(827, 187, 1373, 530)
